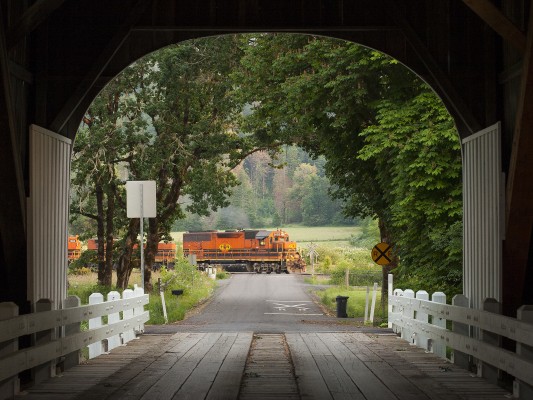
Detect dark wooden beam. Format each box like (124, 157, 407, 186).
(9, 60, 33, 84)
(130, 25, 399, 32)
(382, 0, 481, 136)
(50, 0, 152, 135)
(0, 11, 28, 307)
(462, 0, 526, 53)
(6, 0, 65, 52)
(502, 5, 533, 316)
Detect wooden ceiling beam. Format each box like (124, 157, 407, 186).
(0, 20, 26, 230)
(50, 0, 152, 136)
(383, 0, 481, 136)
(6, 0, 65, 52)
(462, 0, 526, 53)
(0, 10, 28, 306)
(502, 4, 533, 315)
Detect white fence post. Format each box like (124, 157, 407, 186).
(402, 289, 415, 342)
(431, 292, 447, 359)
(452, 294, 470, 369)
(88, 293, 104, 359)
(478, 298, 501, 384)
(391, 289, 403, 333)
(387, 274, 393, 328)
(134, 285, 145, 333)
(33, 299, 55, 383)
(122, 289, 136, 344)
(0, 302, 19, 400)
(107, 291, 121, 351)
(514, 305, 533, 399)
(369, 282, 378, 324)
(415, 290, 429, 350)
(364, 286, 370, 324)
(62, 295, 81, 370)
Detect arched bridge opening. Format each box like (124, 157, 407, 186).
(0, 0, 531, 318)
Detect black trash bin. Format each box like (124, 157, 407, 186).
(336, 295, 349, 318)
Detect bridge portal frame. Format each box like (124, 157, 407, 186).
(0, 0, 531, 316)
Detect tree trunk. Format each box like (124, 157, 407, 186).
(378, 218, 397, 311)
(103, 188, 115, 287)
(144, 218, 160, 292)
(116, 219, 139, 290)
(95, 183, 105, 285)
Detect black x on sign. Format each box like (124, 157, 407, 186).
(371, 242, 392, 266)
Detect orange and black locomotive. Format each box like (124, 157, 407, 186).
(183, 229, 306, 274)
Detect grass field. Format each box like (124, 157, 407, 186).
(171, 225, 360, 245)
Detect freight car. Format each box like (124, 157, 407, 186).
(86, 238, 177, 269)
(183, 229, 306, 274)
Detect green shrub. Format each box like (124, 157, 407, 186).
(329, 268, 382, 287)
(69, 250, 97, 272)
(68, 283, 113, 304)
(147, 258, 216, 324)
(216, 270, 231, 279)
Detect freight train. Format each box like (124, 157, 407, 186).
(183, 229, 306, 274)
(87, 238, 177, 269)
(68, 235, 82, 263)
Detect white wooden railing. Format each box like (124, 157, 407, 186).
(0, 286, 149, 399)
(388, 274, 533, 399)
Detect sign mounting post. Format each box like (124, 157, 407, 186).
(306, 242, 319, 278)
(126, 181, 157, 290)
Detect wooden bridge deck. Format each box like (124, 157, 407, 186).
(16, 331, 511, 400)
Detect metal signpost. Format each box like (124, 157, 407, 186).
(126, 181, 157, 290)
(306, 242, 319, 278)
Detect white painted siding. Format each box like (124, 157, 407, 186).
(462, 122, 503, 309)
(28, 125, 71, 310)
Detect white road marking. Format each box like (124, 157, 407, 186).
(267, 300, 317, 313)
(266, 300, 312, 303)
(264, 313, 323, 316)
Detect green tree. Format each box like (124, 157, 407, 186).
(358, 87, 462, 291)
(73, 36, 262, 290)
(71, 66, 147, 286)
(233, 34, 462, 293)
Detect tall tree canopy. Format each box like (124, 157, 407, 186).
(232, 34, 463, 292)
(72, 33, 463, 294)
(72, 36, 258, 289)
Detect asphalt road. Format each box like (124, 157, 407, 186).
(145, 273, 384, 334)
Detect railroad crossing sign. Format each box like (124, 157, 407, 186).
(371, 242, 392, 266)
(219, 243, 231, 252)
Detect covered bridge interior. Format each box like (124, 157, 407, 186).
(0, 0, 531, 316)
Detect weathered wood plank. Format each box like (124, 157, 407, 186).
(317, 333, 397, 400)
(239, 334, 299, 400)
(372, 334, 510, 399)
(285, 333, 332, 400)
(140, 332, 220, 400)
(16, 331, 514, 400)
(206, 332, 253, 400)
(300, 333, 364, 400)
(174, 332, 238, 399)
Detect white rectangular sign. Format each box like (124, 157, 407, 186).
(126, 181, 157, 218)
